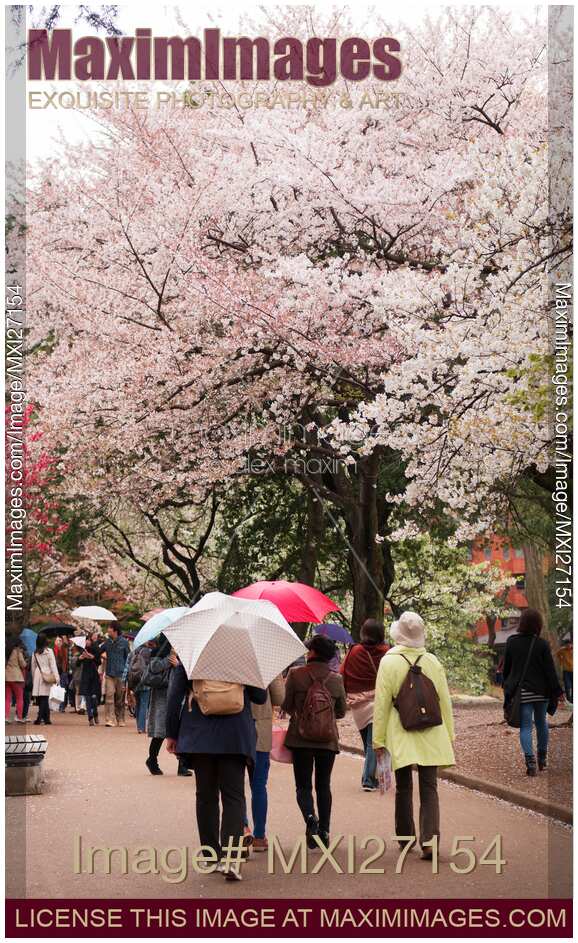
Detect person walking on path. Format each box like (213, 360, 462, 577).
(54, 635, 71, 713)
(5, 637, 28, 723)
(503, 608, 563, 776)
(165, 664, 267, 881)
(69, 643, 85, 713)
(31, 634, 59, 726)
(340, 619, 389, 791)
(124, 643, 152, 734)
(244, 674, 285, 852)
(555, 636, 573, 704)
(372, 612, 455, 860)
(77, 639, 102, 726)
(100, 623, 130, 727)
(145, 641, 191, 777)
(282, 635, 347, 849)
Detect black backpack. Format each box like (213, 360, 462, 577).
(141, 657, 171, 690)
(393, 654, 443, 731)
(127, 648, 150, 692)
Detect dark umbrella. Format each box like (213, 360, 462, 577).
(314, 623, 355, 645)
(35, 622, 77, 638)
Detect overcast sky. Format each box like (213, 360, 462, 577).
(26, 1, 545, 162)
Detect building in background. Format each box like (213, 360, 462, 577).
(470, 539, 529, 645)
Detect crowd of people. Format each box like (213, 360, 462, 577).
(5, 607, 572, 881)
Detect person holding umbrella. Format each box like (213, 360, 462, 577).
(144, 638, 191, 778)
(18, 629, 36, 720)
(163, 592, 305, 880)
(340, 618, 389, 791)
(165, 666, 267, 880)
(31, 634, 59, 725)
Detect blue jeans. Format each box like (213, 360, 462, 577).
(86, 695, 99, 721)
(360, 723, 378, 787)
(135, 688, 150, 733)
(243, 751, 271, 839)
(519, 701, 549, 756)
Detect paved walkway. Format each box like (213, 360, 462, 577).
(6, 713, 571, 900)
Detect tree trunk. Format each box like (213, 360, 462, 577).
(523, 542, 556, 647)
(486, 613, 497, 648)
(293, 487, 325, 639)
(298, 488, 325, 586)
(345, 455, 391, 637)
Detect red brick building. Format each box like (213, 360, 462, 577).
(470, 539, 528, 644)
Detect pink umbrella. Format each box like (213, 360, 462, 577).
(232, 580, 340, 624)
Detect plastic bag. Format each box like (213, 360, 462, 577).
(49, 684, 65, 703)
(271, 726, 293, 763)
(376, 749, 392, 793)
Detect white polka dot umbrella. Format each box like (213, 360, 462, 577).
(163, 592, 307, 689)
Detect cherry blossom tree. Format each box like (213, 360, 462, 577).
(27, 7, 566, 629)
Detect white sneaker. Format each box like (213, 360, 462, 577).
(15, 718, 27, 724)
(223, 866, 243, 882)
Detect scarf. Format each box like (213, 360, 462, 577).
(340, 643, 389, 694)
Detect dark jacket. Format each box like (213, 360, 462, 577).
(282, 659, 347, 752)
(165, 663, 267, 764)
(78, 645, 102, 699)
(146, 655, 173, 739)
(503, 634, 562, 708)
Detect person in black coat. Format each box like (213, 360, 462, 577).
(77, 640, 102, 726)
(503, 608, 563, 776)
(166, 663, 266, 880)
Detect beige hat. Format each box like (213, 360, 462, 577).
(390, 611, 426, 649)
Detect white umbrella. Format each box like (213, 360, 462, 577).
(70, 635, 87, 649)
(163, 592, 306, 689)
(71, 605, 117, 621)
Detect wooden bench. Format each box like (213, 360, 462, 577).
(5, 734, 48, 795)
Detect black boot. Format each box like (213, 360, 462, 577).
(538, 751, 548, 771)
(146, 757, 163, 775)
(525, 754, 538, 777)
(178, 760, 192, 777)
(305, 814, 319, 850)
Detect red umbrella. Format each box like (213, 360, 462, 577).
(232, 580, 340, 623)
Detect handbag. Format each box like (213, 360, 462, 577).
(49, 684, 66, 703)
(271, 726, 292, 763)
(504, 638, 536, 728)
(35, 654, 59, 686)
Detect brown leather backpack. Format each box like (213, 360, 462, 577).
(298, 673, 336, 742)
(393, 654, 442, 731)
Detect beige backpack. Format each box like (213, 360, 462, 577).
(190, 679, 245, 716)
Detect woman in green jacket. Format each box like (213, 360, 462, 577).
(373, 612, 455, 859)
